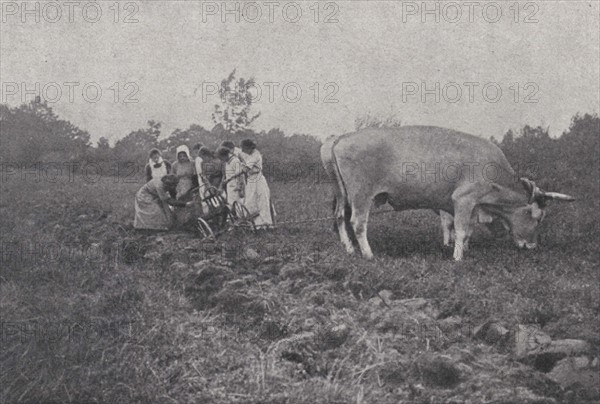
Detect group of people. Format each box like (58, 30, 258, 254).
(133, 139, 274, 231)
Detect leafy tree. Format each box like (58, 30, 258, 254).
(496, 114, 599, 191)
(158, 124, 211, 156)
(557, 113, 599, 186)
(97, 137, 110, 150)
(211, 69, 261, 135)
(355, 113, 402, 131)
(0, 98, 90, 162)
(113, 120, 162, 161)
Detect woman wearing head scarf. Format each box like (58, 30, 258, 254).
(145, 148, 172, 182)
(217, 146, 245, 207)
(171, 145, 197, 199)
(133, 175, 193, 230)
(240, 139, 274, 228)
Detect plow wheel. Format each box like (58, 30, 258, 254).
(232, 201, 256, 232)
(196, 217, 215, 240)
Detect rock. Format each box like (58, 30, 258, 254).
(242, 247, 259, 261)
(279, 263, 304, 279)
(263, 256, 282, 264)
(543, 339, 591, 356)
(212, 258, 234, 268)
(515, 324, 552, 358)
(368, 289, 393, 307)
(369, 297, 441, 338)
(154, 236, 164, 244)
(185, 264, 234, 310)
(524, 339, 592, 372)
(438, 316, 465, 334)
(169, 262, 189, 272)
(548, 356, 600, 392)
(192, 260, 212, 272)
(474, 321, 510, 345)
(223, 277, 252, 289)
(397, 298, 440, 319)
(417, 354, 463, 388)
(144, 251, 161, 260)
(316, 324, 350, 350)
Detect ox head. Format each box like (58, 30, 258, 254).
(501, 178, 575, 249)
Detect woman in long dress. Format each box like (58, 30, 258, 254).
(171, 145, 196, 200)
(240, 139, 273, 228)
(133, 175, 192, 230)
(217, 146, 245, 207)
(199, 147, 223, 188)
(144, 148, 172, 182)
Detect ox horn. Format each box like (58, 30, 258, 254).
(541, 191, 576, 202)
(520, 178, 575, 203)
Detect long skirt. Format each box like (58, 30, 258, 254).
(174, 188, 204, 229)
(226, 182, 244, 207)
(133, 189, 172, 230)
(176, 178, 194, 199)
(244, 174, 273, 227)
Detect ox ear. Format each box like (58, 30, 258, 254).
(520, 178, 538, 204)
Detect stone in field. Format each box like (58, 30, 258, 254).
(548, 356, 600, 395)
(474, 321, 510, 345)
(515, 324, 552, 358)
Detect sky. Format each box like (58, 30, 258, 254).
(1, 0, 599, 145)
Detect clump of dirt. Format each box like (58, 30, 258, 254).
(185, 260, 235, 310)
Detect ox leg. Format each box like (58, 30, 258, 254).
(440, 211, 454, 246)
(451, 204, 475, 261)
(335, 196, 355, 255)
(350, 197, 373, 259)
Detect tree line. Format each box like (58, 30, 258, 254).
(1, 71, 597, 186)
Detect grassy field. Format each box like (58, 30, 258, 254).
(1, 173, 598, 403)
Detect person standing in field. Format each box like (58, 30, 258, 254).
(133, 174, 193, 230)
(240, 139, 274, 228)
(199, 147, 223, 188)
(217, 146, 245, 207)
(171, 145, 197, 200)
(220, 140, 245, 163)
(145, 148, 172, 182)
(192, 143, 209, 192)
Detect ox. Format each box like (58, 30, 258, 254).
(321, 126, 575, 260)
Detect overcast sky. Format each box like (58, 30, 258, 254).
(1, 1, 598, 144)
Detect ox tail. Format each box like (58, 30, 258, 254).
(331, 139, 356, 241)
